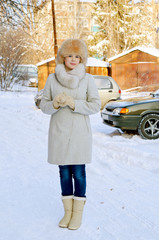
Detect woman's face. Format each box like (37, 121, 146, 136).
(64, 54, 80, 70)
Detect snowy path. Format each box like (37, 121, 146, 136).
(0, 90, 159, 240)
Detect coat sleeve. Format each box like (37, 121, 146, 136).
(73, 74, 101, 115)
(40, 74, 59, 115)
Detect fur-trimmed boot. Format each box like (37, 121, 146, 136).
(59, 196, 73, 228)
(68, 197, 86, 230)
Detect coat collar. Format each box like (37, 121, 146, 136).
(55, 63, 86, 89)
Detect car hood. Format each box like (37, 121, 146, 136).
(105, 95, 159, 110)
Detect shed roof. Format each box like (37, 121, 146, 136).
(36, 57, 55, 66)
(108, 47, 159, 62)
(87, 57, 109, 67)
(37, 57, 109, 67)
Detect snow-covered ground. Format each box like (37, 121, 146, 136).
(0, 88, 159, 240)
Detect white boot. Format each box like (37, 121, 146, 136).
(68, 197, 86, 230)
(59, 196, 73, 228)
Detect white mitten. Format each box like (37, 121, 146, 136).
(65, 95, 75, 110)
(53, 92, 67, 109)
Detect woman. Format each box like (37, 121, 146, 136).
(40, 39, 101, 230)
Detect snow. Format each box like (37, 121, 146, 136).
(108, 47, 159, 62)
(96, 40, 109, 49)
(36, 57, 55, 67)
(37, 57, 109, 67)
(0, 88, 159, 240)
(86, 57, 109, 67)
(16, 64, 37, 68)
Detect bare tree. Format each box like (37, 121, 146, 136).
(0, 0, 51, 64)
(0, 0, 48, 28)
(0, 0, 29, 26)
(0, 27, 26, 90)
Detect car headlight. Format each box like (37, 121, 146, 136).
(113, 108, 129, 115)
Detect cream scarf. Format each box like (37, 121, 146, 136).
(55, 63, 86, 89)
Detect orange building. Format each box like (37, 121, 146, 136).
(109, 47, 159, 91)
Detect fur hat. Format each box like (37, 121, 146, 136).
(56, 39, 88, 66)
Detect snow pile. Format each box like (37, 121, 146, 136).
(86, 57, 109, 67)
(0, 88, 159, 240)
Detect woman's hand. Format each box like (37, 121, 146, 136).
(65, 95, 75, 110)
(53, 92, 67, 109)
(53, 92, 75, 110)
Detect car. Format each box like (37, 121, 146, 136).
(34, 75, 121, 109)
(13, 64, 38, 86)
(93, 75, 121, 110)
(101, 89, 159, 140)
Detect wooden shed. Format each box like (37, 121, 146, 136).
(37, 57, 110, 91)
(109, 47, 159, 91)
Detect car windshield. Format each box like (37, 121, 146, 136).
(13, 65, 38, 79)
(15, 66, 37, 73)
(28, 67, 37, 73)
(94, 77, 112, 89)
(16, 66, 27, 73)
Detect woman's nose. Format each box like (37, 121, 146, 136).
(72, 56, 76, 61)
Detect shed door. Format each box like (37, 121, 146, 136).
(112, 63, 159, 90)
(112, 63, 138, 89)
(138, 63, 159, 89)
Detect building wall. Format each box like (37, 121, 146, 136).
(35, 0, 94, 49)
(111, 50, 159, 91)
(55, 1, 93, 40)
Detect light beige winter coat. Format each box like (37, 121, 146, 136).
(40, 63, 101, 165)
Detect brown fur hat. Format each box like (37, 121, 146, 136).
(56, 39, 88, 66)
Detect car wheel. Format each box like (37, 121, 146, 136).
(138, 114, 159, 139)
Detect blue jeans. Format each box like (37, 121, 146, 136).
(59, 165, 86, 197)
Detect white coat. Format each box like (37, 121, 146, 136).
(40, 63, 101, 165)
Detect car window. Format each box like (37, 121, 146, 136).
(13, 65, 38, 79)
(94, 77, 112, 89)
(28, 67, 37, 73)
(16, 66, 27, 73)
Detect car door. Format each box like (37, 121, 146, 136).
(94, 76, 114, 109)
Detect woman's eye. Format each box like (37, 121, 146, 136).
(68, 55, 72, 58)
(76, 55, 80, 58)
